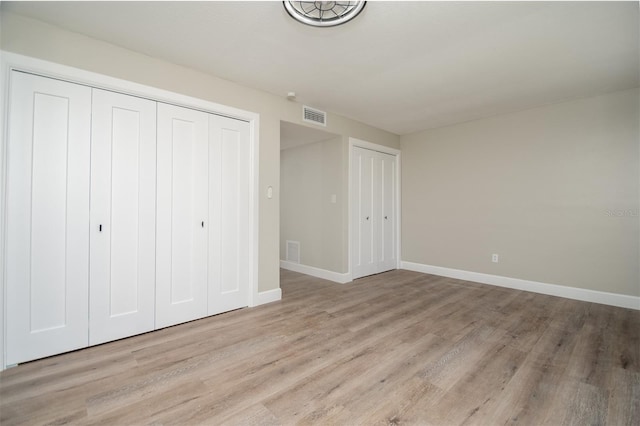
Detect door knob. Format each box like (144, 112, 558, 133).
(366, 216, 369, 220)
(385, 216, 388, 220)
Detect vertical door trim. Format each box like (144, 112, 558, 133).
(0, 51, 261, 370)
(348, 138, 402, 281)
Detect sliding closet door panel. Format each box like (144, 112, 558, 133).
(351, 147, 376, 279)
(6, 72, 91, 364)
(379, 152, 397, 272)
(156, 103, 208, 328)
(208, 115, 250, 315)
(89, 89, 157, 345)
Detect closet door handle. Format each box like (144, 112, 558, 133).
(385, 216, 388, 220)
(201, 221, 204, 228)
(99, 224, 102, 232)
(366, 216, 369, 221)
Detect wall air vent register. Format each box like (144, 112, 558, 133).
(303, 105, 327, 126)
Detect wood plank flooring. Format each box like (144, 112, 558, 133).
(1, 269, 638, 425)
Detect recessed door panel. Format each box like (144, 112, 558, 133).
(208, 115, 250, 315)
(156, 103, 208, 328)
(30, 92, 69, 331)
(89, 89, 157, 345)
(6, 72, 91, 364)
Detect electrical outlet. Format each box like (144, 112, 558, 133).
(492, 254, 499, 263)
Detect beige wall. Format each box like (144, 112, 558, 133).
(280, 137, 347, 272)
(401, 88, 640, 297)
(8, 11, 634, 299)
(1, 12, 399, 292)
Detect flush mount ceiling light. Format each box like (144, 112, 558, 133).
(284, 1, 366, 27)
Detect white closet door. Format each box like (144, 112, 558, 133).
(351, 146, 398, 280)
(378, 151, 397, 273)
(156, 103, 209, 328)
(208, 115, 250, 315)
(89, 89, 157, 345)
(351, 147, 376, 279)
(6, 72, 91, 364)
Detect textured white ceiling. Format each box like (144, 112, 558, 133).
(3, 1, 638, 135)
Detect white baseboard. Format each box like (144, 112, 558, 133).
(254, 288, 282, 306)
(280, 260, 352, 284)
(401, 261, 640, 311)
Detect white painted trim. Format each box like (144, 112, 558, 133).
(280, 260, 352, 284)
(348, 143, 353, 280)
(349, 137, 400, 156)
(348, 138, 402, 280)
(248, 115, 260, 309)
(0, 51, 262, 369)
(0, 52, 254, 122)
(401, 261, 640, 311)
(255, 288, 282, 306)
(0, 53, 9, 373)
(395, 153, 402, 270)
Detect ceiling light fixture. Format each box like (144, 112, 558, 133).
(283, 1, 366, 27)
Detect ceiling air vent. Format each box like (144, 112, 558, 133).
(303, 105, 327, 127)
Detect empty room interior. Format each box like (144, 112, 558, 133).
(0, 1, 638, 425)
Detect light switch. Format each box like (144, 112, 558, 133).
(267, 186, 273, 199)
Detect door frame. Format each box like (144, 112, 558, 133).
(348, 137, 402, 280)
(0, 51, 261, 370)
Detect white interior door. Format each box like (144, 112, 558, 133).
(89, 89, 157, 345)
(351, 146, 398, 280)
(6, 72, 91, 364)
(351, 147, 376, 279)
(156, 103, 209, 328)
(378, 151, 397, 273)
(208, 115, 250, 315)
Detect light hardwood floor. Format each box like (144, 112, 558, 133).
(1, 269, 638, 425)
